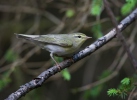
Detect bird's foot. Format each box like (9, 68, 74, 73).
(55, 63, 61, 71)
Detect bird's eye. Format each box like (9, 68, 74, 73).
(78, 36, 81, 38)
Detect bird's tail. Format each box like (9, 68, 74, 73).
(15, 33, 39, 41)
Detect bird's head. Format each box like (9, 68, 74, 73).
(70, 33, 92, 47)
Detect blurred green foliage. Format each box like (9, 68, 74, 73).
(91, 24, 103, 39)
(0, 72, 11, 91)
(84, 85, 103, 100)
(107, 88, 118, 96)
(121, 77, 130, 85)
(107, 77, 133, 99)
(61, 69, 71, 81)
(90, 0, 103, 16)
(83, 70, 111, 99)
(66, 9, 75, 18)
(121, 0, 137, 15)
(4, 49, 18, 62)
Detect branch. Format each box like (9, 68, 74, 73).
(5, 8, 137, 100)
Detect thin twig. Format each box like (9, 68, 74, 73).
(128, 87, 136, 100)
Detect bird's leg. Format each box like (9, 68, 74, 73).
(50, 53, 61, 71)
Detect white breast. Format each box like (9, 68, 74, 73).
(44, 44, 77, 57)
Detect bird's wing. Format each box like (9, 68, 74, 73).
(33, 35, 73, 47)
(15, 33, 73, 47)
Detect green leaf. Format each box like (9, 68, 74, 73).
(90, 0, 103, 16)
(121, 78, 130, 85)
(121, 0, 137, 15)
(66, 9, 75, 18)
(121, 3, 133, 15)
(91, 5, 101, 16)
(4, 49, 18, 62)
(107, 88, 118, 97)
(61, 69, 71, 81)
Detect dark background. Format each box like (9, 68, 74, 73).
(0, 0, 137, 100)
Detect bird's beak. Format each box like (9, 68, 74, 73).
(86, 36, 92, 39)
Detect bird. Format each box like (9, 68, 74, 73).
(15, 33, 92, 68)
